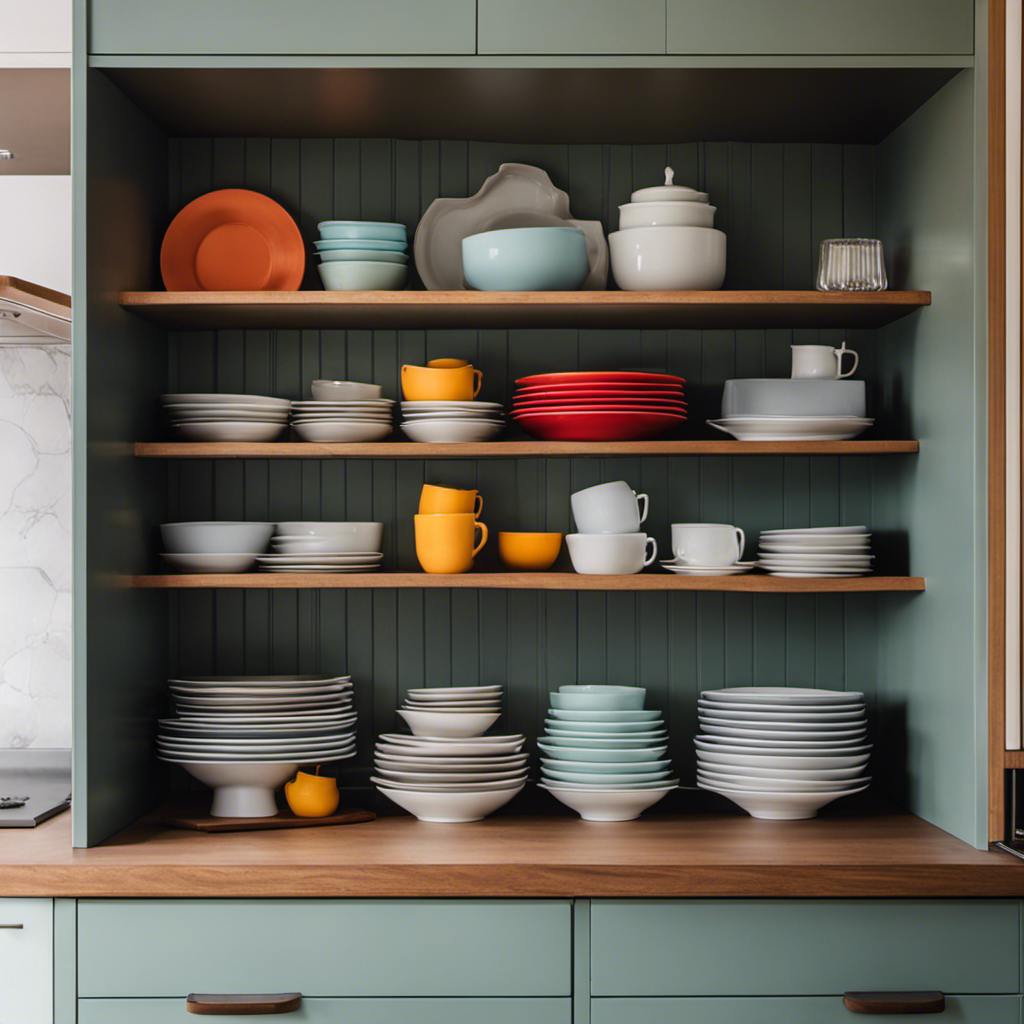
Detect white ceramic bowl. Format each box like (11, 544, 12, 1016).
(160, 521, 274, 555)
(310, 380, 384, 401)
(292, 421, 393, 443)
(540, 783, 675, 821)
(697, 768, 871, 792)
(698, 781, 869, 819)
(609, 226, 726, 291)
(407, 686, 502, 700)
(722, 379, 867, 418)
(566, 533, 657, 575)
(161, 393, 290, 409)
(400, 419, 504, 443)
(318, 261, 407, 291)
(397, 708, 501, 738)
(161, 552, 259, 574)
(172, 422, 288, 442)
(275, 522, 384, 551)
(375, 782, 524, 822)
(619, 201, 716, 229)
(160, 760, 298, 817)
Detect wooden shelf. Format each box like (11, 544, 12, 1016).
(127, 572, 925, 592)
(119, 289, 931, 330)
(134, 440, 921, 459)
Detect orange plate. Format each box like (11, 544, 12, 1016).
(161, 189, 305, 291)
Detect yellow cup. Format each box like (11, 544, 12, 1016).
(284, 770, 340, 818)
(498, 531, 563, 571)
(419, 483, 483, 518)
(402, 363, 482, 401)
(427, 358, 470, 368)
(415, 513, 488, 574)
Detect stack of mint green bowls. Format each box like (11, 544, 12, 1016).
(537, 685, 678, 821)
(315, 220, 409, 291)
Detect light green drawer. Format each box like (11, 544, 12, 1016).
(78, 900, 571, 998)
(666, 0, 973, 54)
(593, 996, 1020, 1023)
(478, 0, 665, 54)
(79, 997, 573, 1024)
(591, 900, 1019, 996)
(88, 0, 475, 54)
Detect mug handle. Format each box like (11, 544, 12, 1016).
(472, 521, 489, 557)
(735, 527, 746, 560)
(471, 369, 483, 398)
(643, 537, 658, 567)
(474, 494, 484, 518)
(836, 347, 859, 379)
(636, 492, 649, 525)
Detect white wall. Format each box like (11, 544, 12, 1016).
(0, 177, 71, 294)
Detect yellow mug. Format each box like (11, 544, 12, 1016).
(415, 513, 488, 574)
(402, 363, 482, 401)
(427, 358, 470, 368)
(419, 483, 483, 518)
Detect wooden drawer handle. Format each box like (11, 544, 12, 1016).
(186, 993, 302, 1015)
(844, 991, 946, 1014)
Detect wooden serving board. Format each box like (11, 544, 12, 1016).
(158, 803, 375, 832)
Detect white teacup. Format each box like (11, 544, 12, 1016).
(566, 533, 658, 575)
(571, 481, 649, 535)
(791, 344, 859, 380)
(670, 523, 746, 567)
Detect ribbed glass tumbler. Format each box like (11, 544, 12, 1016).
(816, 238, 888, 291)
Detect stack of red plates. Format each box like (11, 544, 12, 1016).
(511, 371, 687, 441)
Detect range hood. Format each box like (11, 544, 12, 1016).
(0, 276, 70, 342)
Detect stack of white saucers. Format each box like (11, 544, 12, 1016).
(160, 521, 275, 574)
(290, 397, 395, 443)
(161, 393, 291, 442)
(157, 674, 356, 818)
(757, 526, 873, 577)
(400, 401, 505, 443)
(707, 414, 875, 442)
(257, 521, 384, 574)
(695, 687, 871, 819)
(396, 685, 503, 738)
(538, 685, 678, 821)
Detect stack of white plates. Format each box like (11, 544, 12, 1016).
(290, 398, 395, 443)
(400, 401, 505, 443)
(707, 414, 874, 441)
(158, 674, 356, 817)
(757, 526, 873, 577)
(160, 521, 275, 574)
(257, 521, 384, 574)
(695, 687, 871, 819)
(161, 393, 291, 442)
(396, 685, 503, 738)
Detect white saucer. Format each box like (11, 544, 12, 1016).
(660, 563, 754, 576)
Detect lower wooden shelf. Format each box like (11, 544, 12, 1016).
(127, 572, 926, 592)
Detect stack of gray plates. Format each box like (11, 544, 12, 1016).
(289, 398, 395, 443)
(161, 393, 290, 442)
(757, 526, 873, 577)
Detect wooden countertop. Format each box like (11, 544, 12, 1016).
(3, 807, 1024, 898)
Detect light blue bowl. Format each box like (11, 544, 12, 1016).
(548, 708, 662, 723)
(319, 249, 409, 264)
(540, 757, 672, 773)
(540, 778, 679, 791)
(542, 767, 674, 785)
(540, 734, 667, 749)
(318, 220, 407, 241)
(314, 238, 408, 252)
(537, 741, 668, 762)
(550, 687, 646, 712)
(544, 718, 663, 734)
(318, 261, 407, 292)
(462, 227, 589, 291)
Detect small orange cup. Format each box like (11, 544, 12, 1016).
(402, 363, 482, 401)
(427, 358, 470, 368)
(419, 483, 483, 518)
(415, 513, 488, 574)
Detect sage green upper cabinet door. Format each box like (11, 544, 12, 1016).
(478, 0, 666, 54)
(89, 0, 475, 55)
(667, 0, 973, 54)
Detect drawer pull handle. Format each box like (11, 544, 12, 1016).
(844, 991, 946, 1014)
(186, 993, 302, 1015)
(0, 924, 23, 929)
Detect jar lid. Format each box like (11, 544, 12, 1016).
(630, 167, 709, 204)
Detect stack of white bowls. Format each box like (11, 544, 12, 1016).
(374, 686, 527, 822)
(161, 521, 274, 574)
(257, 521, 384, 574)
(291, 380, 394, 443)
(757, 526, 873, 577)
(315, 220, 409, 291)
(566, 481, 658, 575)
(695, 687, 871, 820)
(538, 686, 678, 821)
(400, 401, 505, 443)
(609, 167, 726, 290)
(161, 393, 290, 442)
(157, 673, 356, 817)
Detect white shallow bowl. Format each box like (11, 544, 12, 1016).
(375, 766, 527, 784)
(167, 409, 290, 423)
(162, 760, 298, 817)
(160, 521, 275, 555)
(272, 537, 383, 555)
(161, 552, 259, 574)
(697, 749, 870, 770)
(548, 709, 662, 722)
(377, 735, 524, 755)
(697, 733, 867, 749)
(696, 761, 866, 781)
(162, 393, 291, 409)
(293, 421, 394, 442)
(544, 719, 663, 734)
(702, 687, 864, 705)
(376, 753, 528, 769)
(275, 522, 384, 548)
(698, 768, 871, 792)
(694, 738, 871, 758)
(697, 701, 865, 720)
(609, 226, 727, 290)
(698, 781, 869, 819)
(540, 783, 675, 821)
(406, 686, 503, 701)
(707, 416, 873, 441)
(310, 380, 383, 401)
(397, 708, 501, 738)
(375, 782, 524, 822)
(722, 379, 867, 419)
(401, 419, 504, 443)
(172, 421, 288, 442)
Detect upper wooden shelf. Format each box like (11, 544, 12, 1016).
(118, 290, 932, 331)
(135, 440, 920, 459)
(127, 572, 925, 593)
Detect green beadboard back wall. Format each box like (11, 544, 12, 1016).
(163, 136, 898, 800)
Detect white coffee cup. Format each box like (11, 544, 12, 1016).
(571, 481, 649, 535)
(791, 344, 859, 380)
(670, 523, 746, 566)
(566, 533, 658, 575)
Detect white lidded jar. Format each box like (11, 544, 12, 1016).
(618, 168, 715, 229)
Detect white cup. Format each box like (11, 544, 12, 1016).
(791, 344, 859, 379)
(670, 523, 746, 566)
(566, 533, 658, 575)
(571, 481, 650, 535)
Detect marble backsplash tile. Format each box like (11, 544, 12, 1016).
(0, 344, 71, 747)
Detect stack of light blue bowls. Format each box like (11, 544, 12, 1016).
(315, 220, 409, 291)
(537, 685, 679, 821)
